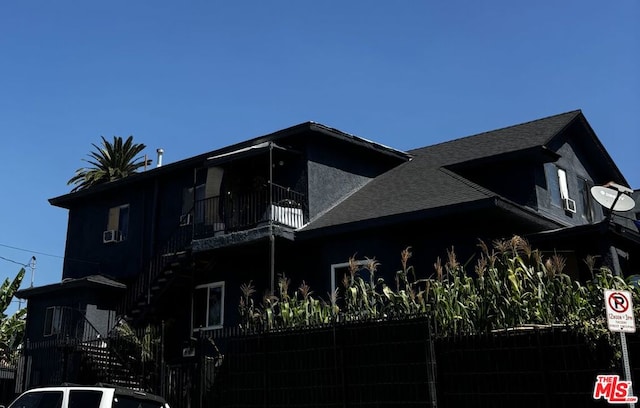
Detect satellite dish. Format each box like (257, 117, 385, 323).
(591, 186, 636, 212)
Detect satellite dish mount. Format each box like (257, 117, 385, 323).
(590, 181, 635, 219)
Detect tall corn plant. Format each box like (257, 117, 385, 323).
(385, 247, 429, 317)
(239, 276, 337, 332)
(428, 249, 477, 336)
(341, 257, 380, 319)
(238, 236, 639, 349)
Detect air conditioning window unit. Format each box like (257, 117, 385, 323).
(180, 213, 192, 226)
(103, 230, 122, 243)
(562, 198, 577, 213)
(182, 347, 195, 357)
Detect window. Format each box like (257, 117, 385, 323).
(331, 259, 369, 291)
(545, 164, 577, 213)
(557, 168, 569, 200)
(183, 184, 206, 223)
(114, 395, 166, 408)
(68, 391, 103, 408)
(577, 177, 595, 222)
(43, 306, 65, 336)
(8, 391, 63, 408)
(193, 281, 225, 330)
(545, 164, 561, 206)
(330, 259, 370, 308)
(106, 204, 130, 241)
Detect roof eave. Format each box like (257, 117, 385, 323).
(297, 198, 502, 239)
(50, 122, 411, 208)
(573, 114, 629, 186)
(16, 275, 126, 299)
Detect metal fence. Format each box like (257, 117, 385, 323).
(17, 317, 640, 408)
(434, 328, 632, 408)
(164, 320, 639, 408)
(20, 314, 163, 394)
(166, 317, 437, 408)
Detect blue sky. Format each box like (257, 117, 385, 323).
(0, 1, 638, 310)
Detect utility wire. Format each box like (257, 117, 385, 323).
(0, 243, 63, 259)
(0, 255, 30, 267)
(0, 243, 98, 266)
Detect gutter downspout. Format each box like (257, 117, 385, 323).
(147, 178, 159, 306)
(269, 142, 275, 293)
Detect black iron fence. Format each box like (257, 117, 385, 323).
(163, 321, 640, 408)
(164, 317, 434, 408)
(0, 364, 16, 406)
(20, 311, 163, 393)
(435, 328, 630, 408)
(17, 317, 640, 408)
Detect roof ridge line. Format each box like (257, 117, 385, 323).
(412, 109, 582, 152)
(300, 178, 377, 229)
(438, 167, 495, 198)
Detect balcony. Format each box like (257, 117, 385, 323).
(191, 183, 307, 239)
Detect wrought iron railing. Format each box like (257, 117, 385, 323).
(193, 183, 307, 237)
(22, 308, 163, 391)
(119, 222, 193, 319)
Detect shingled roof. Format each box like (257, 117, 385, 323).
(300, 110, 583, 233)
(16, 274, 126, 299)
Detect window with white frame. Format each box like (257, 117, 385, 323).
(330, 259, 370, 308)
(557, 168, 569, 200)
(331, 260, 370, 293)
(193, 281, 225, 330)
(43, 306, 65, 336)
(104, 204, 130, 242)
(545, 164, 576, 213)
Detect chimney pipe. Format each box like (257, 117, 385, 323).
(156, 148, 164, 167)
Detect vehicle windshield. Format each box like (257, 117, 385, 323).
(9, 391, 63, 408)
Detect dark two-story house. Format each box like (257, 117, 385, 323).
(17, 110, 640, 389)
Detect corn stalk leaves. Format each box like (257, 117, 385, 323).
(238, 237, 639, 349)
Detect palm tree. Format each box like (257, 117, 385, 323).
(67, 135, 151, 192)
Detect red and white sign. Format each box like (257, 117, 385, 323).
(604, 290, 636, 333)
(593, 375, 638, 404)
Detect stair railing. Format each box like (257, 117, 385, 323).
(119, 214, 194, 318)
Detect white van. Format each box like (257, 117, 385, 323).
(6, 384, 170, 408)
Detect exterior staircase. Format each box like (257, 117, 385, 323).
(79, 340, 143, 390)
(121, 221, 195, 324)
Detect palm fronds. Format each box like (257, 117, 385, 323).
(67, 135, 151, 192)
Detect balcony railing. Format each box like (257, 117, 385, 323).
(192, 183, 307, 238)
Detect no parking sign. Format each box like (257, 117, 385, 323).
(604, 290, 636, 333)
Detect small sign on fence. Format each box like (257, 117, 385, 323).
(604, 290, 636, 333)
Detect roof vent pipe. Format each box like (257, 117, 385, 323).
(156, 148, 164, 167)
